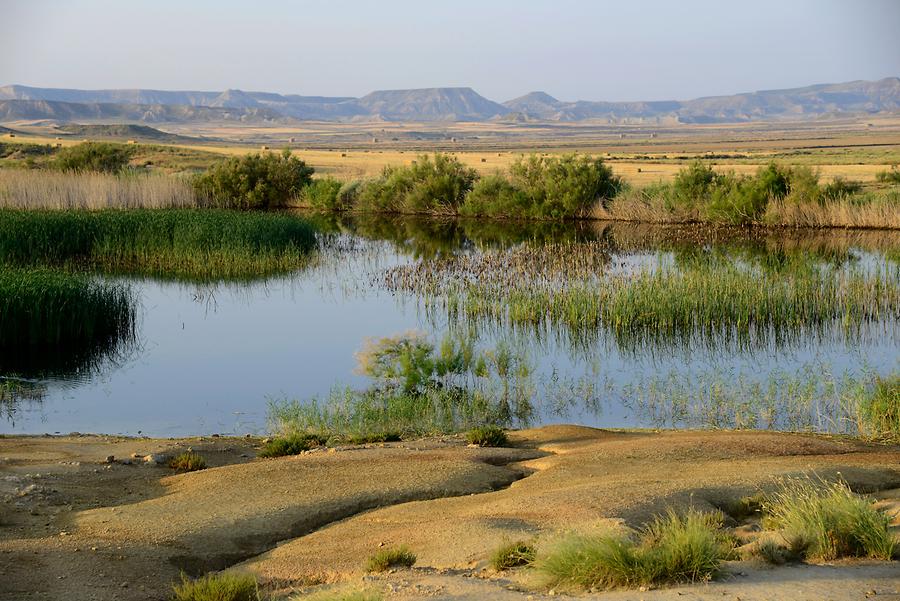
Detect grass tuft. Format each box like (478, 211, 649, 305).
(365, 546, 417, 572)
(168, 452, 208, 472)
(259, 433, 327, 458)
(535, 509, 731, 591)
(491, 540, 536, 570)
(466, 425, 509, 447)
(764, 478, 896, 561)
(859, 375, 900, 442)
(171, 572, 258, 601)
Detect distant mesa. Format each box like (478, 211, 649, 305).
(0, 77, 897, 125)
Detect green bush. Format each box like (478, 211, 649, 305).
(821, 177, 863, 202)
(755, 162, 792, 201)
(461, 173, 530, 218)
(491, 540, 536, 570)
(358, 153, 477, 214)
(876, 168, 900, 184)
(168, 452, 207, 472)
(704, 174, 769, 224)
(859, 375, 899, 441)
(466, 425, 509, 447)
(259, 432, 327, 457)
(783, 165, 822, 204)
(301, 177, 343, 211)
(503, 154, 621, 219)
(365, 546, 416, 572)
(53, 142, 133, 174)
(671, 160, 720, 209)
(172, 572, 258, 601)
(764, 478, 896, 561)
(535, 509, 731, 591)
(194, 149, 314, 209)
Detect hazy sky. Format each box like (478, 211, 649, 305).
(3, 0, 899, 102)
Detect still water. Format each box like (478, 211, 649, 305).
(3, 218, 897, 436)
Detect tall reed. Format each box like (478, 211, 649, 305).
(0, 208, 318, 280)
(0, 267, 136, 377)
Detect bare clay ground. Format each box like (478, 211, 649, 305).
(1, 427, 898, 601)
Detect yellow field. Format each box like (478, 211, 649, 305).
(3, 113, 899, 185)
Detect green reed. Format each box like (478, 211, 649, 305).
(0, 208, 318, 281)
(0, 267, 136, 377)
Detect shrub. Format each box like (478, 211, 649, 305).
(876, 168, 900, 184)
(671, 160, 720, 209)
(336, 180, 364, 208)
(301, 177, 343, 211)
(346, 432, 402, 444)
(365, 546, 416, 572)
(461, 173, 532, 218)
(194, 149, 314, 209)
(466, 425, 509, 447)
(764, 478, 896, 561)
(503, 154, 621, 219)
(704, 174, 769, 225)
(821, 177, 863, 203)
(259, 432, 326, 457)
(357, 153, 477, 214)
(172, 572, 258, 601)
(535, 509, 731, 591)
(491, 540, 536, 570)
(53, 142, 133, 174)
(755, 162, 792, 201)
(168, 452, 207, 472)
(859, 375, 900, 441)
(783, 165, 822, 204)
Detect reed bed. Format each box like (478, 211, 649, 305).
(0, 267, 136, 377)
(380, 242, 900, 352)
(763, 195, 900, 230)
(0, 169, 197, 209)
(0, 208, 318, 280)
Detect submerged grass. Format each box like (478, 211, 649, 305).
(536, 509, 732, 591)
(0, 267, 135, 377)
(0, 208, 318, 280)
(764, 478, 896, 561)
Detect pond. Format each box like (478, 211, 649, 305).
(2, 215, 897, 436)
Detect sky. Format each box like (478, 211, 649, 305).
(2, 0, 899, 102)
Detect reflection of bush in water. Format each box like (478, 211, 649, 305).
(0, 268, 136, 378)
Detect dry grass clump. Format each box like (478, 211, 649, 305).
(0, 169, 196, 209)
(365, 546, 417, 572)
(168, 452, 208, 472)
(764, 478, 896, 561)
(171, 572, 258, 601)
(491, 540, 536, 570)
(535, 510, 732, 591)
(292, 589, 382, 601)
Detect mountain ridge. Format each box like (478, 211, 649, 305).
(1, 78, 897, 124)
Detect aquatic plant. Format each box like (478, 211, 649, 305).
(0, 267, 135, 377)
(858, 375, 900, 442)
(0, 208, 318, 280)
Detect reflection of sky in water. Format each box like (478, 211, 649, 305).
(2, 234, 897, 436)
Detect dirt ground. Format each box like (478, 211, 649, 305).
(1, 426, 898, 600)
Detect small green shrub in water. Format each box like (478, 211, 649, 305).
(168, 452, 207, 472)
(535, 509, 731, 591)
(365, 546, 416, 572)
(53, 142, 133, 174)
(194, 149, 314, 209)
(301, 176, 344, 211)
(491, 540, 536, 570)
(764, 478, 896, 561)
(172, 571, 258, 601)
(859, 375, 899, 442)
(259, 432, 327, 457)
(466, 425, 509, 447)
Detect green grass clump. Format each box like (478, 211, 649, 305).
(168, 452, 208, 472)
(259, 433, 327, 457)
(0, 267, 135, 377)
(859, 375, 900, 442)
(876, 168, 900, 184)
(172, 572, 258, 601)
(0, 208, 317, 280)
(293, 589, 381, 601)
(491, 540, 536, 570)
(764, 479, 896, 561)
(536, 510, 732, 591)
(365, 546, 416, 572)
(466, 425, 509, 447)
